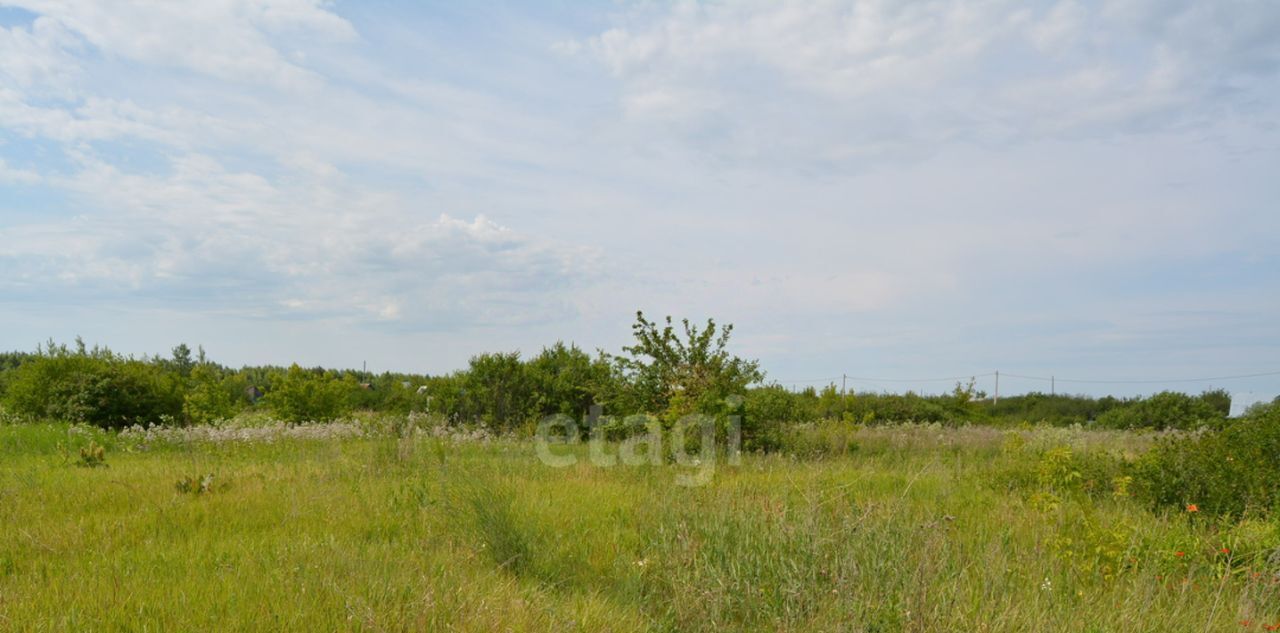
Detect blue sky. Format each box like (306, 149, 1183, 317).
(1, 0, 1278, 405)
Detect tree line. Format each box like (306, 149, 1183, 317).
(0, 313, 1247, 445)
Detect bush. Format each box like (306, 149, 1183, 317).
(3, 351, 183, 429)
(1095, 391, 1226, 430)
(183, 364, 248, 425)
(263, 364, 354, 423)
(464, 352, 537, 430)
(1134, 404, 1280, 516)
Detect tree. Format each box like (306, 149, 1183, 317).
(610, 311, 763, 419)
(263, 364, 353, 423)
(525, 342, 612, 418)
(3, 347, 183, 428)
(464, 352, 536, 430)
(170, 343, 195, 377)
(183, 364, 245, 425)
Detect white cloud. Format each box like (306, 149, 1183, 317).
(0, 157, 41, 183)
(569, 0, 1280, 167)
(1, 150, 600, 328)
(0, 16, 81, 94)
(0, 0, 1276, 382)
(1, 0, 355, 89)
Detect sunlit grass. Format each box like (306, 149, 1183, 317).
(1, 421, 1277, 631)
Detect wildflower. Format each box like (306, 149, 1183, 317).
(1186, 504, 1199, 513)
(1175, 551, 1185, 558)
(1221, 547, 1231, 555)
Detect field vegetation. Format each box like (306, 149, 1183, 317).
(1, 314, 1278, 631)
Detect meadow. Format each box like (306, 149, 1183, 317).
(2, 417, 1278, 632)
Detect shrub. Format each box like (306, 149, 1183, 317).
(3, 351, 183, 429)
(1096, 391, 1226, 430)
(464, 352, 537, 430)
(1133, 404, 1280, 516)
(183, 364, 248, 425)
(263, 364, 354, 423)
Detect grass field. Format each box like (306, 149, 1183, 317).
(1, 419, 1278, 632)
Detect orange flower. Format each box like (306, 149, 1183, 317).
(1240, 620, 1250, 627)
(1221, 547, 1231, 555)
(1186, 504, 1199, 513)
(1175, 551, 1185, 558)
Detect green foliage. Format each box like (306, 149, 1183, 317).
(463, 352, 537, 430)
(263, 364, 354, 423)
(2, 344, 183, 429)
(1134, 403, 1280, 516)
(610, 311, 763, 421)
(744, 384, 804, 424)
(982, 392, 1124, 426)
(1095, 390, 1227, 430)
(182, 364, 247, 425)
(525, 342, 612, 418)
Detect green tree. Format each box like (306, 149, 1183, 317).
(3, 347, 183, 428)
(526, 342, 612, 418)
(169, 343, 195, 378)
(183, 364, 246, 424)
(263, 364, 353, 423)
(610, 311, 763, 419)
(464, 352, 535, 430)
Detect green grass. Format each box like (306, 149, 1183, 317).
(1, 421, 1277, 631)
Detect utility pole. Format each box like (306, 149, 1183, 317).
(841, 374, 847, 397)
(994, 370, 999, 405)
(1051, 375, 1055, 396)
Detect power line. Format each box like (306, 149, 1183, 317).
(774, 369, 1280, 388)
(1000, 369, 1280, 385)
(775, 372, 993, 385)
(844, 372, 995, 383)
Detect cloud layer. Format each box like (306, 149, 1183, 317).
(0, 0, 1277, 389)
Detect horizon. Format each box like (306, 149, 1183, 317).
(2, 1, 1278, 408)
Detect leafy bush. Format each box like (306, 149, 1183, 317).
(981, 392, 1124, 426)
(263, 364, 354, 423)
(183, 364, 248, 425)
(3, 349, 183, 429)
(463, 352, 537, 430)
(526, 342, 611, 419)
(1095, 391, 1227, 430)
(608, 311, 763, 421)
(1134, 404, 1280, 516)
(745, 384, 803, 424)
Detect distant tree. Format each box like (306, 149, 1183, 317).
(610, 311, 763, 419)
(170, 343, 195, 378)
(464, 352, 536, 430)
(263, 364, 353, 423)
(526, 342, 612, 418)
(183, 364, 246, 425)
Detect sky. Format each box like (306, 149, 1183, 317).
(1, 0, 1278, 406)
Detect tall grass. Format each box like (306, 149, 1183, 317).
(1, 421, 1277, 631)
